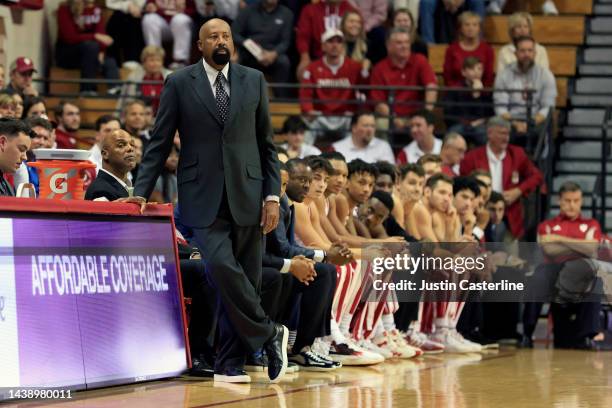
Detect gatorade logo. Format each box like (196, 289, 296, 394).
(50, 172, 68, 194)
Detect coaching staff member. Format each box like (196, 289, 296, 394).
(133, 18, 286, 384)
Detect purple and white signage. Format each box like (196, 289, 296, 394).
(0, 214, 187, 393)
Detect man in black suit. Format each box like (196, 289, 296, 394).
(85, 129, 136, 201)
(133, 18, 286, 384)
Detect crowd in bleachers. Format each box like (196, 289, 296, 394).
(0, 0, 610, 380)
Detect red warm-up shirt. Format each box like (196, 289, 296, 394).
(299, 57, 368, 115)
(296, 1, 357, 59)
(57, 4, 106, 48)
(538, 213, 602, 264)
(145, 0, 195, 22)
(370, 54, 437, 116)
(443, 41, 495, 88)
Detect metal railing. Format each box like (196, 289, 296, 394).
(592, 106, 611, 231)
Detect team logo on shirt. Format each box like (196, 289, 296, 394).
(553, 225, 562, 232)
(579, 224, 588, 233)
(275, 19, 283, 25)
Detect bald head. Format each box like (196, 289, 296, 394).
(198, 19, 234, 70)
(102, 129, 136, 177)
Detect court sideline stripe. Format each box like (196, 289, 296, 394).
(192, 351, 516, 408)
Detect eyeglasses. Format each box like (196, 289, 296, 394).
(18, 71, 34, 77)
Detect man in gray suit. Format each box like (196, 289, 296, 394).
(134, 18, 287, 384)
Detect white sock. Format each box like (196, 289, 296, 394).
(382, 314, 396, 332)
(330, 318, 346, 343)
(289, 330, 297, 350)
(340, 313, 353, 335)
(434, 318, 448, 332)
(373, 320, 385, 339)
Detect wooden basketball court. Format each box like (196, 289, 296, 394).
(8, 349, 611, 407)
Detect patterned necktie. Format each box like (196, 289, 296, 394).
(215, 71, 229, 124)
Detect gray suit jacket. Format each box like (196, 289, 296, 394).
(134, 61, 280, 228)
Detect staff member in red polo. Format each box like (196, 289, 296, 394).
(459, 116, 543, 240)
(370, 27, 437, 131)
(522, 181, 604, 349)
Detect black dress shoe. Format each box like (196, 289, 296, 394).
(214, 367, 251, 383)
(189, 357, 214, 377)
(264, 324, 288, 383)
(245, 349, 268, 372)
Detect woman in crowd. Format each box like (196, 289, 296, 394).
(496, 12, 550, 73)
(0, 93, 17, 118)
(22, 96, 47, 119)
(341, 10, 372, 72)
(56, 0, 120, 94)
(442, 11, 494, 88)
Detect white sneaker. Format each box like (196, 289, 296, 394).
(431, 329, 474, 353)
(388, 329, 423, 358)
(486, 2, 502, 14)
(406, 330, 445, 354)
(359, 338, 393, 359)
(542, 0, 559, 15)
(372, 331, 407, 359)
(449, 329, 483, 352)
(312, 337, 331, 359)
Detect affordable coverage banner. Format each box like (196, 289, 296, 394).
(0, 214, 187, 392)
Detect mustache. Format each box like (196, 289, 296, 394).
(214, 46, 229, 52)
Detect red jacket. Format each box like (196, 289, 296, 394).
(57, 4, 106, 48)
(443, 41, 495, 88)
(296, 1, 357, 59)
(459, 144, 543, 238)
(299, 57, 368, 114)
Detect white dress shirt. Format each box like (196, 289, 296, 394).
(203, 59, 230, 97)
(400, 137, 443, 164)
(486, 144, 506, 193)
(332, 135, 395, 163)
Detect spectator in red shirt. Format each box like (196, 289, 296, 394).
(439, 132, 466, 177)
(300, 28, 368, 138)
(459, 116, 543, 240)
(142, 0, 196, 69)
(53, 100, 81, 149)
(442, 11, 494, 88)
(295, 0, 357, 79)
(56, 0, 120, 94)
(370, 28, 438, 130)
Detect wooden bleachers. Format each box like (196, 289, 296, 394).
(526, 0, 593, 15)
(484, 15, 585, 45)
(269, 102, 301, 131)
